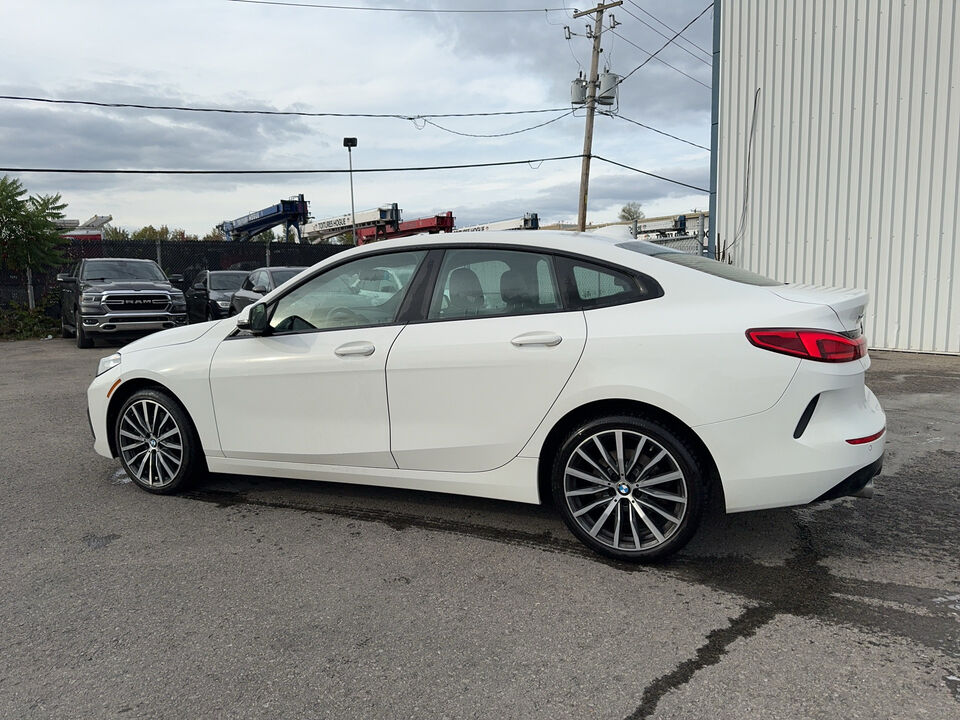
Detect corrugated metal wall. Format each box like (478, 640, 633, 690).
(715, 0, 960, 353)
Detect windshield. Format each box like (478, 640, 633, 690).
(271, 268, 305, 285)
(616, 241, 783, 287)
(81, 259, 167, 282)
(209, 272, 248, 291)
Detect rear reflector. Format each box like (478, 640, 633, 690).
(746, 328, 866, 362)
(846, 428, 885, 445)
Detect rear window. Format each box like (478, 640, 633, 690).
(617, 241, 782, 287)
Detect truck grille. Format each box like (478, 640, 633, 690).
(103, 294, 170, 311)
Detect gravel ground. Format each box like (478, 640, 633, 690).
(1, 339, 957, 719)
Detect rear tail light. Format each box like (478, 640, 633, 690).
(746, 328, 866, 362)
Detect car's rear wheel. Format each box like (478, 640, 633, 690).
(115, 389, 202, 494)
(551, 415, 705, 562)
(61, 314, 74, 338)
(75, 310, 93, 348)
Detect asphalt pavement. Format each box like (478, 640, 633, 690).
(1, 339, 958, 719)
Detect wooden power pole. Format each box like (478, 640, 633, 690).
(574, 1, 621, 232)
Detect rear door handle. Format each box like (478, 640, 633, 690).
(335, 341, 375, 357)
(511, 332, 562, 347)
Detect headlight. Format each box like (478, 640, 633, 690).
(81, 293, 102, 304)
(97, 353, 121, 376)
(216, 300, 231, 308)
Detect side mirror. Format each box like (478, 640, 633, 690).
(56, 273, 76, 283)
(238, 303, 269, 335)
(168, 274, 184, 283)
(252, 285, 268, 295)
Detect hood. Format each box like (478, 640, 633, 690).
(120, 321, 218, 354)
(770, 284, 869, 332)
(82, 280, 179, 293)
(209, 289, 234, 302)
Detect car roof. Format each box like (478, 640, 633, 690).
(317, 230, 661, 271)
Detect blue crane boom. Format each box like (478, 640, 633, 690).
(219, 194, 310, 242)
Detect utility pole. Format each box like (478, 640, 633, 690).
(574, 1, 621, 232)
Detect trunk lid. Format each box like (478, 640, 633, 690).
(770, 284, 868, 333)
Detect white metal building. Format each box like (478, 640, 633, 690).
(712, 0, 960, 353)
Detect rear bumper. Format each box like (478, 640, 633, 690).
(815, 454, 883, 502)
(696, 360, 885, 513)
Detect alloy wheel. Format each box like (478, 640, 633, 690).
(118, 399, 184, 488)
(563, 429, 688, 552)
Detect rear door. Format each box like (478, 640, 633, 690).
(386, 247, 586, 472)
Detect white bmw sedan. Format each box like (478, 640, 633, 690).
(87, 231, 885, 561)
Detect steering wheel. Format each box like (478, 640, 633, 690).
(325, 306, 369, 325)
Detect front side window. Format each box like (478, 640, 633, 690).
(268, 251, 426, 333)
(428, 249, 562, 320)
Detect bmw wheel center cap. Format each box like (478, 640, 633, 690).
(617, 482, 631, 495)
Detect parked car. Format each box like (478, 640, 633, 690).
(58, 258, 186, 348)
(229, 266, 306, 316)
(185, 270, 249, 323)
(86, 232, 885, 561)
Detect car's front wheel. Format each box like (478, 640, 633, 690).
(114, 389, 202, 493)
(75, 310, 93, 348)
(551, 414, 705, 562)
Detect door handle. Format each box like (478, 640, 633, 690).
(335, 341, 375, 357)
(511, 332, 562, 347)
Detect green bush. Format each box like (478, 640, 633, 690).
(0, 303, 60, 340)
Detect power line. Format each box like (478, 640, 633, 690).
(620, 6, 711, 66)
(0, 155, 587, 175)
(420, 110, 575, 138)
(609, 29, 710, 89)
(626, 0, 712, 57)
(612, 3, 714, 94)
(226, 0, 567, 13)
(592, 155, 709, 193)
(0, 95, 569, 120)
(0, 154, 705, 193)
(600, 112, 709, 150)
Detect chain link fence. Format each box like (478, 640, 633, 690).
(0, 238, 348, 309)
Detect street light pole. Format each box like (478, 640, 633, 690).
(343, 137, 358, 245)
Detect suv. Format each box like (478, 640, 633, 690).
(229, 266, 306, 316)
(57, 258, 187, 348)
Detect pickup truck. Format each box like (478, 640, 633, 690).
(57, 258, 187, 348)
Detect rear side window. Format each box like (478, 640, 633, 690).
(557, 257, 660, 309)
(428, 248, 562, 320)
(617, 241, 782, 286)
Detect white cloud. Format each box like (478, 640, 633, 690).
(1, 0, 714, 234)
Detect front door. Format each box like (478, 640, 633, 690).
(209, 250, 427, 468)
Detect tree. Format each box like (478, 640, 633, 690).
(618, 202, 645, 222)
(250, 229, 276, 243)
(130, 225, 171, 242)
(102, 225, 130, 241)
(0, 175, 68, 308)
(201, 226, 225, 242)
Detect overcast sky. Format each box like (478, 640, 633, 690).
(1, 0, 714, 235)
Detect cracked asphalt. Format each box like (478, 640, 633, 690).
(1, 340, 958, 719)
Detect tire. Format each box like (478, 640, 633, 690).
(551, 414, 705, 562)
(114, 388, 204, 494)
(75, 310, 93, 348)
(61, 313, 74, 338)
(205, 306, 213, 322)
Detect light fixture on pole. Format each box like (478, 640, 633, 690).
(343, 137, 358, 245)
